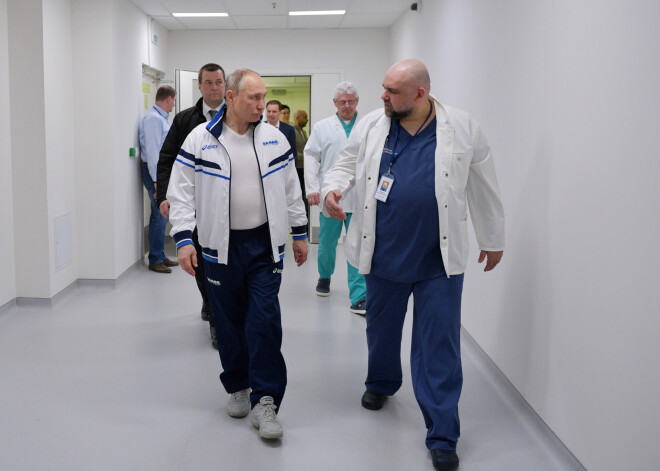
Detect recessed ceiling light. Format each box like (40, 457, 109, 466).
(172, 13, 229, 18)
(289, 10, 346, 16)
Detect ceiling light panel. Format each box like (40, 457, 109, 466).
(172, 13, 229, 17)
(288, 15, 343, 28)
(174, 16, 236, 29)
(289, 10, 345, 16)
(287, 0, 348, 10)
(161, 0, 229, 12)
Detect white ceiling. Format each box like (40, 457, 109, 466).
(128, 0, 415, 30)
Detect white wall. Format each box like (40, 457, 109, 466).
(0, 0, 16, 306)
(43, 0, 77, 295)
(392, 2, 660, 470)
(166, 28, 391, 117)
(0, 0, 167, 300)
(111, 0, 151, 278)
(72, 0, 116, 280)
(72, 0, 167, 280)
(7, 0, 50, 298)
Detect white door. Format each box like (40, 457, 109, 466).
(175, 69, 201, 113)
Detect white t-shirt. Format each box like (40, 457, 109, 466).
(222, 123, 268, 230)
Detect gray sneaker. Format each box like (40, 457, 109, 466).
(251, 396, 283, 439)
(226, 388, 250, 418)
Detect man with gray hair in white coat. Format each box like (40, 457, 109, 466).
(305, 81, 367, 315)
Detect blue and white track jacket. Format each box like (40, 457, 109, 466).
(167, 104, 308, 264)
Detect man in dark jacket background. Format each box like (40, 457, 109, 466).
(157, 63, 225, 349)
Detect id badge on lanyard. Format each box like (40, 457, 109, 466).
(373, 102, 434, 204)
(374, 173, 395, 202)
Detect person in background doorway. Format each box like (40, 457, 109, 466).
(321, 59, 505, 471)
(279, 104, 291, 124)
(304, 81, 366, 315)
(157, 63, 225, 349)
(139, 85, 178, 274)
(266, 100, 297, 159)
(168, 69, 308, 441)
(293, 109, 309, 219)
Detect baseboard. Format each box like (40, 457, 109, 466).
(8, 259, 144, 309)
(461, 327, 587, 471)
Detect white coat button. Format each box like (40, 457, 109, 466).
(442, 236, 447, 240)
(445, 173, 449, 177)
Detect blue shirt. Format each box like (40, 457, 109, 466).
(138, 104, 170, 182)
(370, 117, 446, 282)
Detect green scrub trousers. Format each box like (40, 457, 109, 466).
(318, 212, 366, 305)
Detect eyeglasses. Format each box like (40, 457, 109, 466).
(337, 100, 357, 107)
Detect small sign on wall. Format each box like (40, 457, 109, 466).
(152, 33, 159, 45)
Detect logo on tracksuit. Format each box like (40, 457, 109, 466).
(207, 277, 221, 286)
(262, 140, 279, 146)
(202, 144, 218, 150)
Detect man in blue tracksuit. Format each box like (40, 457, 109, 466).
(322, 60, 505, 470)
(167, 69, 308, 441)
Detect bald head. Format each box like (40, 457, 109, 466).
(381, 59, 432, 120)
(386, 59, 431, 93)
(294, 109, 308, 128)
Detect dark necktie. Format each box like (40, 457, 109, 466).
(209, 109, 217, 120)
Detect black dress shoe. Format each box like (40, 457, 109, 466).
(431, 449, 459, 470)
(201, 300, 211, 321)
(361, 390, 386, 410)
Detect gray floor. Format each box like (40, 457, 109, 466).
(0, 242, 584, 471)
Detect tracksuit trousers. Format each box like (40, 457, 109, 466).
(364, 273, 465, 451)
(203, 223, 286, 409)
(318, 212, 366, 305)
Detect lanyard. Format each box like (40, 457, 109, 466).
(387, 102, 434, 175)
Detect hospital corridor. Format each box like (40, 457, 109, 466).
(0, 242, 582, 471)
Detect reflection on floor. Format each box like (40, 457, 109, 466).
(0, 243, 584, 471)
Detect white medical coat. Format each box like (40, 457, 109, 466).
(304, 113, 360, 212)
(321, 96, 505, 276)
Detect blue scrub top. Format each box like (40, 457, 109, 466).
(370, 117, 446, 282)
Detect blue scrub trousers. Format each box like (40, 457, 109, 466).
(365, 273, 465, 451)
(203, 223, 287, 409)
(318, 212, 367, 305)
